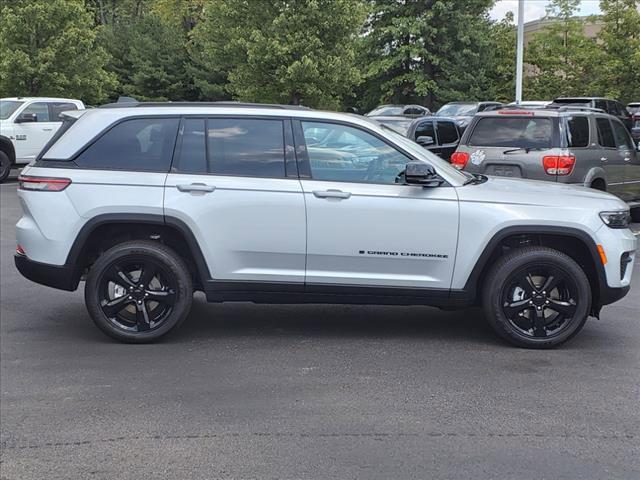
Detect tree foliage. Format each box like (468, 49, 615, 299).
(0, 0, 116, 103)
(190, 0, 366, 108)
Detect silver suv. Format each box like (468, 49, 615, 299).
(13, 102, 636, 348)
(452, 108, 640, 213)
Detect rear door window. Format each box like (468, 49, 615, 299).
(468, 117, 553, 148)
(566, 116, 589, 147)
(436, 121, 458, 144)
(49, 102, 78, 122)
(596, 117, 616, 148)
(75, 117, 180, 171)
(206, 118, 285, 177)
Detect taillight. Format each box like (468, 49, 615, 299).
(18, 175, 71, 191)
(450, 152, 470, 170)
(542, 155, 575, 176)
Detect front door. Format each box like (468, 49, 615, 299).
(164, 116, 306, 286)
(13, 102, 60, 162)
(295, 120, 459, 290)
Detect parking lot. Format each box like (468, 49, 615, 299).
(1, 173, 639, 479)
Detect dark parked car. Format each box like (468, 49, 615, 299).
(365, 104, 430, 118)
(367, 115, 415, 135)
(435, 101, 503, 132)
(551, 97, 632, 131)
(406, 116, 461, 161)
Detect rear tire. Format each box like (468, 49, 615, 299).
(482, 246, 591, 349)
(0, 151, 11, 182)
(85, 240, 193, 343)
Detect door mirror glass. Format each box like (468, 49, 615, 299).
(404, 161, 441, 187)
(416, 135, 435, 147)
(15, 113, 37, 123)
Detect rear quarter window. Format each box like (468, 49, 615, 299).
(75, 117, 180, 171)
(566, 116, 589, 148)
(468, 117, 554, 148)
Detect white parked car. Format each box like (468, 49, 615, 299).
(14, 101, 636, 347)
(0, 97, 85, 181)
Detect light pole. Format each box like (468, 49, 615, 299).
(515, 0, 524, 104)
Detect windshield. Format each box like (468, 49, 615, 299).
(373, 118, 413, 135)
(379, 124, 470, 182)
(468, 117, 553, 148)
(0, 100, 24, 120)
(367, 106, 404, 116)
(436, 103, 477, 117)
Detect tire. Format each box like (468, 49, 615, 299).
(0, 151, 11, 183)
(482, 246, 591, 349)
(85, 240, 193, 343)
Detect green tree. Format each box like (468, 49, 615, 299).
(484, 12, 517, 102)
(595, 0, 640, 103)
(189, 0, 366, 108)
(523, 0, 602, 99)
(100, 14, 196, 101)
(357, 0, 496, 111)
(0, 0, 116, 103)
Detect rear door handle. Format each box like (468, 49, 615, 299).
(312, 189, 351, 199)
(42, 128, 53, 131)
(176, 183, 215, 193)
(624, 157, 631, 162)
(600, 157, 608, 162)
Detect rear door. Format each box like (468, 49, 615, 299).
(595, 116, 627, 199)
(12, 102, 57, 162)
(164, 116, 306, 287)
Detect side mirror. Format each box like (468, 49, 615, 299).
(15, 113, 37, 123)
(416, 135, 435, 147)
(404, 161, 442, 187)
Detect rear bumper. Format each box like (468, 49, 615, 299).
(14, 254, 79, 291)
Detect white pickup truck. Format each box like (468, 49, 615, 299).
(0, 97, 85, 182)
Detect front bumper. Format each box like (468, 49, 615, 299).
(14, 254, 79, 291)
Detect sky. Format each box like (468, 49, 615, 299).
(489, 0, 602, 23)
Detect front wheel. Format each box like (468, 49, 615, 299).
(85, 241, 193, 343)
(482, 246, 591, 348)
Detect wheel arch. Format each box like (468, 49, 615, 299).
(463, 226, 606, 312)
(0, 135, 16, 163)
(67, 214, 211, 289)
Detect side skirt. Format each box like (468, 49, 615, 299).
(204, 281, 473, 308)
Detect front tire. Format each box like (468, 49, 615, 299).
(482, 246, 591, 349)
(85, 241, 193, 343)
(0, 151, 11, 182)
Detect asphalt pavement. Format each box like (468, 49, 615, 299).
(1, 173, 639, 479)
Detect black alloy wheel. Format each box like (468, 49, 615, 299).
(483, 246, 591, 348)
(85, 241, 193, 343)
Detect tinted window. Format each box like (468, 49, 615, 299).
(611, 120, 634, 150)
(469, 117, 553, 148)
(414, 121, 435, 141)
(302, 121, 410, 184)
(566, 116, 589, 147)
(596, 118, 616, 148)
(76, 118, 179, 171)
(594, 99, 607, 111)
(21, 102, 50, 122)
(207, 118, 285, 177)
(176, 118, 206, 173)
(436, 121, 458, 144)
(49, 102, 78, 121)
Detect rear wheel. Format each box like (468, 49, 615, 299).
(482, 246, 591, 348)
(85, 241, 193, 343)
(0, 151, 11, 182)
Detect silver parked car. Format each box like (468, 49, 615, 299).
(452, 108, 640, 214)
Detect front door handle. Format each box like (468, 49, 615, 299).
(176, 183, 215, 193)
(600, 157, 608, 162)
(312, 189, 351, 199)
(623, 157, 631, 162)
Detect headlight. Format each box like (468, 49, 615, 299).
(599, 210, 631, 229)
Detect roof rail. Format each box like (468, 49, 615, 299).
(99, 100, 312, 110)
(544, 105, 606, 113)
